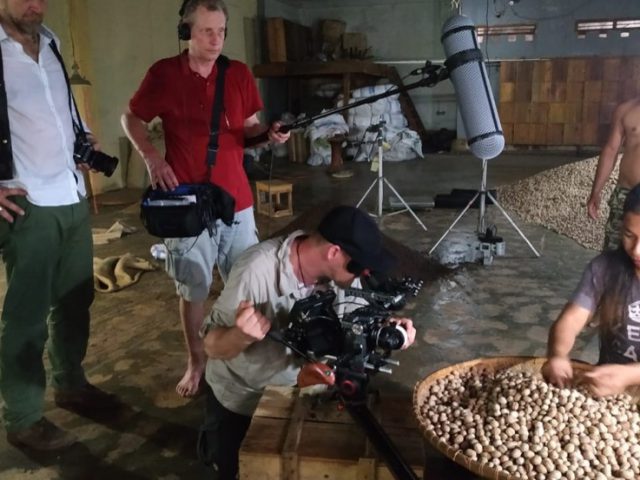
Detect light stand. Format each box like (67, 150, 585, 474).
(428, 158, 540, 261)
(356, 123, 428, 231)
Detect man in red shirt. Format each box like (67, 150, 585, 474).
(121, 0, 289, 397)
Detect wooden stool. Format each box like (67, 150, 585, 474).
(255, 180, 293, 218)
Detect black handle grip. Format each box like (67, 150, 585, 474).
(244, 123, 294, 149)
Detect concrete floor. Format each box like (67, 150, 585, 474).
(0, 151, 601, 479)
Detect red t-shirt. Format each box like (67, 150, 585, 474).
(129, 51, 263, 211)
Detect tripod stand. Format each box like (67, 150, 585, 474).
(429, 158, 540, 256)
(356, 123, 428, 231)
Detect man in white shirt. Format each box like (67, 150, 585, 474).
(0, 0, 112, 451)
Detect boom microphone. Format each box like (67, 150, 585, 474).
(441, 15, 504, 160)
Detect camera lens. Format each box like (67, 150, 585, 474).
(89, 151, 119, 177)
(375, 325, 408, 351)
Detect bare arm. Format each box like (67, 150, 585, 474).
(120, 109, 178, 190)
(203, 300, 270, 360)
(587, 104, 626, 219)
(542, 302, 592, 387)
(582, 363, 640, 397)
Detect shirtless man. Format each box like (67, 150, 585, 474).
(587, 97, 640, 251)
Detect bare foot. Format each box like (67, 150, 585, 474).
(176, 362, 204, 398)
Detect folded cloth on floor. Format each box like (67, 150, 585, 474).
(93, 254, 156, 293)
(92, 221, 138, 245)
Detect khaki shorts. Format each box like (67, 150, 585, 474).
(165, 206, 258, 301)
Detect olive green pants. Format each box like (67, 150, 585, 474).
(0, 197, 94, 432)
(603, 186, 630, 252)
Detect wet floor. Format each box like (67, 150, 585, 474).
(0, 151, 601, 479)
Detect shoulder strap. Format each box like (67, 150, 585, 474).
(48, 40, 86, 141)
(0, 45, 13, 180)
(206, 54, 230, 174)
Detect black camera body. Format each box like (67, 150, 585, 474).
(281, 277, 421, 400)
(73, 138, 119, 177)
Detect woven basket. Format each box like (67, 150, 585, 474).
(412, 356, 594, 480)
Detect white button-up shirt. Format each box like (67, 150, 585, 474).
(0, 24, 86, 206)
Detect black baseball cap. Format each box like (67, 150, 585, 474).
(317, 206, 397, 274)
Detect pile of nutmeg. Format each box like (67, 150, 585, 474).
(417, 368, 640, 479)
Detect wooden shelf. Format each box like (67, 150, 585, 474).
(254, 60, 394, 79)
(254, 60, 428, 146)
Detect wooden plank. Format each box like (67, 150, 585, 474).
(282, 389, 305, 480)
(530, 103, 549, 124)
(584, 81, 602, 102)
(513, 124, 533, 144)
(632, 57, 640, 83)
(602, 81, 621, 104)
(549, 82, 566, 102)
(266, 18, 287, 62)
(551, 59, 568, 83)
(514, 103, 531, 123)
(499, 82, 515, 103)
(532, 60, 552, 84)
(498, 102, 515, 124)
(582, 122, 599, 146)
(240, 387, 424, 480)
(566, 82, 584, 102)
(502, 123, 514, 145)
(586, 57, 604, 81)
(515, 82, 532, 102)
(564, 103, 582, 124)
(598, 123, 612, 145)
(547, 123, 564, 145)
(603, 58, 622, 82)
(285, 21, 312, 62)
(531, 82, 551, 103)
(600, 102, 617, 124)
(499, 61, 516, 83)
(516, 61, 534, 84)
(567, 58, 586, 82)
(531, 124, 547, 145)
(622, 78, 640, 99)
(253, 60, 394, 79)
(563, 123, 581, 145)
(582, 102, 600, 124)
(548, 103, 565, 123)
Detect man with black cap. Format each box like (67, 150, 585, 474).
(197, 205, 416, 479)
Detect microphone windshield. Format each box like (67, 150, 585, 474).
(442, 15, 504, 160)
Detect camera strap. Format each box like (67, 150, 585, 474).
(48, 40, 87, 142)
(206, 54, 229, 176)
(0, 45, 14, 179)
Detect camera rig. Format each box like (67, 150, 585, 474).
(268, 275, 423, 480)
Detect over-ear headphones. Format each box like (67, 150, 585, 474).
(177, 0, 192, 41)
(177, 0, 229, 41)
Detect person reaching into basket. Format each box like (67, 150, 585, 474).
(544, 183, 640, 397)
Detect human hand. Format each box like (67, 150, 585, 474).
(389, 317, 416, 349)
(234, 300, 270, 342)
(587, 194, 599, 220)
(0, 186, 27, 223)
(542, 356, 574, 388)
(268, 121, 290, 144)
(86, 132, 101, 151)
(580, 363, 631, 397)
(145, 152, 179, 191)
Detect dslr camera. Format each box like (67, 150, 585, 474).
(73, 137, 119, 177)
(275, 276, 422, 400)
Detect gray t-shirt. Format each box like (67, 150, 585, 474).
(571, 253, 640, 365)
(202, 230, 361, 416)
